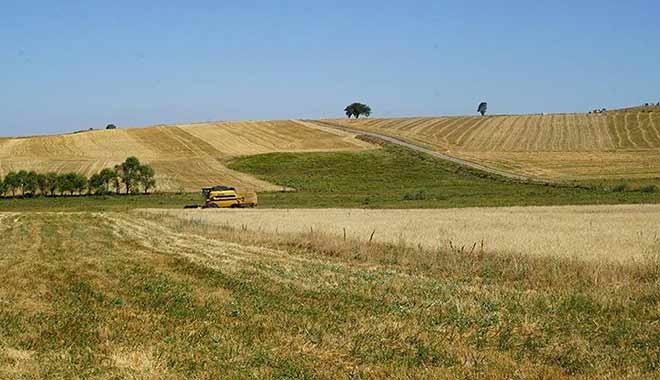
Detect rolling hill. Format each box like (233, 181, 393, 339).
(0, 120, 372, 192)
(325, 108, 660, 181)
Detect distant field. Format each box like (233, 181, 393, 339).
(325, 109, 660, 181)
(149, 204, 660, 262)
(0, 120, 371, 192)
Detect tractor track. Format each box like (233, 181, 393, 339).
(307, 120, 556, 184)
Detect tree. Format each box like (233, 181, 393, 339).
(57, 173, 75, 196)
(23, 171, 38, 196)
(113, 165, 122, 194)
(45, 173, 59, 196)
(89, 169, 115, 195)
(0, 177, 7, 197)
(36, 174, 49, 196)
(106, 124, 117, 130)
(344, 103, 372, 119)
(72, 174, 88, 195)
(477, 102, 488, 116)
(16, 170, 28, 195)
(99, 168, 117, 194)
(137, 164, 156, 194)
(89, 173, 103, 195)
(120, 157, 141, 194)
(4, 171, 20, 197)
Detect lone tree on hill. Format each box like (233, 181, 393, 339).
(344, 103, 372, 119)
(477, 102, 488, 116)
(106, 124, 117, 129)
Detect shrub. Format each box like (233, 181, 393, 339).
(639, 184, 657, 193)
(402, 190, 428, 201)
(611, 183, 628, 193)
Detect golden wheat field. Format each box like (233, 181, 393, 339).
(326, 110, 660, 180)
(0, 120, 371, 191)
(149, 204, 660, 262)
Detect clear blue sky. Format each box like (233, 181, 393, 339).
(1, 1, 659, 136)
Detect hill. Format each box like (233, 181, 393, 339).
(324, 109, 660, 182)
(0, 120, 372, 192)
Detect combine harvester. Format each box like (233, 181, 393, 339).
(185, 185, 258, 209)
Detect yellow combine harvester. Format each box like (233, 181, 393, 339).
(185, 185, 258, 209)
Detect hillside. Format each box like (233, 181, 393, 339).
(325, 109, 660, 181)
(0, 120, 372, 192)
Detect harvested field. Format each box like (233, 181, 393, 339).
(324, 110, 660, 180)
(0, 211, 658, 378)
(0, 120, 372, 192)
(150, 204, 660, 262)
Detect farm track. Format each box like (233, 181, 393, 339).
(320, 111, 660, 181)
(309, 120, 548, 183)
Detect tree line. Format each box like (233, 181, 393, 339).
(0, 157, 156, 198)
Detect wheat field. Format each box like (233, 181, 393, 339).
(0, 120, 371, 191)
(150, 204, 660, 262)
(327, 110, 660, 180)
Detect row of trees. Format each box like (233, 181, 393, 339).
(0, 157, 156, 198)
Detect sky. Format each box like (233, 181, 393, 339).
(1, 1, 659, 136)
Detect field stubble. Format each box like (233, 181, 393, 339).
(0, 120, 372, 192)
(326, 111, 660, 181)
(0, 211, 658, 378)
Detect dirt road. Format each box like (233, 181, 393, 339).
(309, 120, 554, 184)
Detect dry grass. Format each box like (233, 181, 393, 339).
(0, 211, 658, 378)
(146, 204, 660, 262)
(0, 120, 372, 192)
(326, 110, 660, 180)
